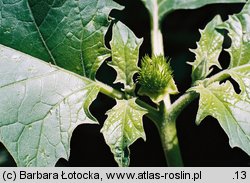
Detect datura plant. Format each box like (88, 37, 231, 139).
(0, 0, 250, 167)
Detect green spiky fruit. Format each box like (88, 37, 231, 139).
(138, 55, 178, 103)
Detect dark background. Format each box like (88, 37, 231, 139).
(1, 0, 250, 166)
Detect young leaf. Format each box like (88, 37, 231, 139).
(109, 22, 143, 92)
(101, 99, 147, 167)
(0, 44, 100, 166)
(0, 0, 123, 78)
(189, 15, 223, 83)
(141, 0, 246, 23)
(218, 1, 250, 68)
(219, 1, 250, 94)
(193, 81, 250, 155)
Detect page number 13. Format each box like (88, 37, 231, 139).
(234, 171, 247, 180)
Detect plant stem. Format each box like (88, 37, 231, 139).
(156, 98, 183, 166)
(204, 70, 230, 86)
(97, 81, 125, 100)
(151, 0, 164, 56)
(169, 91, 198, 119)
(150, 0, 183, 166)
(159, 120, 183, 166)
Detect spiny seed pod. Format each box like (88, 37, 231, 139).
(138, 55, 178, 103)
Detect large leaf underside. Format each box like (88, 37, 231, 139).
(0, 0, 122, 79)
(0, 44, 99, 166)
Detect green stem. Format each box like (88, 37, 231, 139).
(150, 0, 183, 166)
(153, 91, 199, 166)
(151, 0, 164, 56)
(156, 99, 183, 166)
(169, 91, 198, 119)
(164, 92, 198, 166)
(97, 81, 124, 100)
(204, 70, 230, 86)
(159, 120, 183, 166)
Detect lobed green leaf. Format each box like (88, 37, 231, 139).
(109, 22, 142, 92)
(193, 81, 250, 155)
(101, 99, 147, 167)
(218, 1, 250, 68)
(189, 15, 223, 83)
